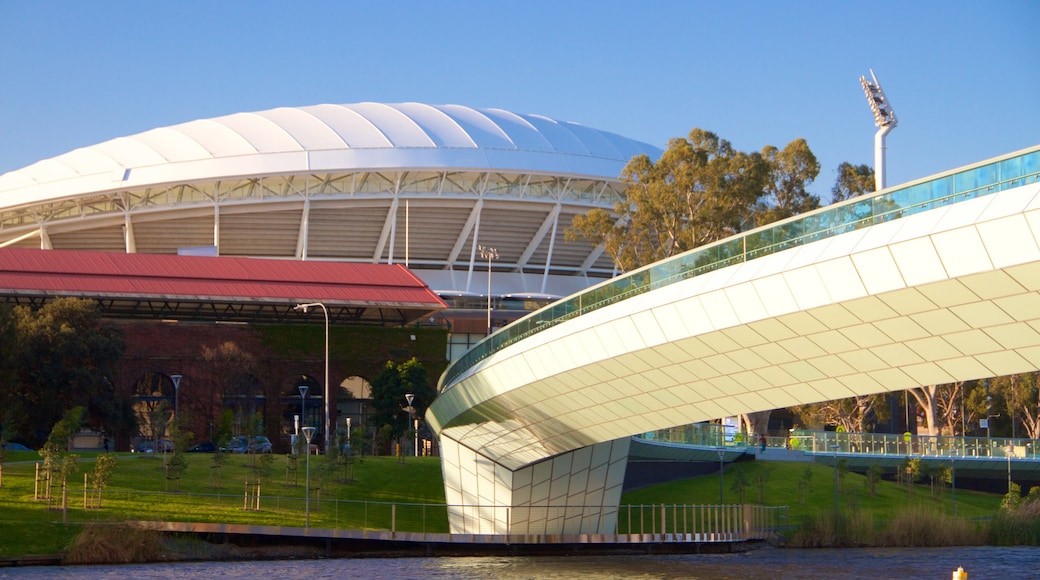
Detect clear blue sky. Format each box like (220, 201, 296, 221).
(2, 1, 1037, 200)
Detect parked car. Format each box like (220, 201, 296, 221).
(187, 441, 216, 453)
(134, 439, 172, 453)
(224, 436, 272, 454)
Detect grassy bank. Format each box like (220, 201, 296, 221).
(0, 451, 1031, 559)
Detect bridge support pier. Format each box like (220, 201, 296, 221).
(439, 436, 631, 535)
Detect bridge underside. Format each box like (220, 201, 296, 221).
(432, 181, 1040, 534)
(439, 435, 630, 535)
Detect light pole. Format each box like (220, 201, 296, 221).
(345, 417, 351, 453)
(831, 444, 841, 513)
(478, 245, 497, 335)
(294, 303, 330, 454)
(301, 426, 316, 527)
(405, 393, 416, 457)
(859, 69, 898, 190)
(716, 448, 725, 504)
(293, 415, 299, 455)
(170, 374, 182, 428)
(298, 385, 308, 454)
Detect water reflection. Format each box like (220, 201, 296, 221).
(2, 546, 1038, 579)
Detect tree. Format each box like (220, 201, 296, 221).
(992, 373, 1040, 439)
(3, 299, 125, 447)
(907, 383, 966, 436)
(567, 128, 771, 273)
(40, 407, 85, 505)
(755, 138, 821, 225)
(794, 394, 888, 433)
(90, 453, 117, 508)
(369, 358, 436, 455)
(200, 342, 258, 441)
(830, 162, 874, 203)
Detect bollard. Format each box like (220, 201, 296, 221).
(952, 566, 967, 580)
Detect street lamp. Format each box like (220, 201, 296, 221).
(478, 245, 498, 335)
(405, 394, 417, 457)
(831, 444, 841, 513)
(170, 374, 182, 428)
(301, 426, 316, 527)
(294, 303, 330, 454)
(715, 448, 725, 504)
(298, 385, 308, 454)
(345, 417, 351, 453)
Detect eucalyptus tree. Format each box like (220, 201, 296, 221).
(991, 372, 1040, 439)
(755, 138, 821, 225)
(567, 128, 771, 273)
(830, 161, 875, 203)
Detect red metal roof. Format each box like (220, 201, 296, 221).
(0, 248, 446, 325)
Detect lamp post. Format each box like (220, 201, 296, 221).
(298, 385, 308, 454)
(715, 448, 725, 504)
(478, 245, 497, 336)
(301, 426, 316, 527)
(405, 394, 416, 457)
(345, 417, 351, 453)
(295, 303, 330, 454)
(170, 374, 182, 428)
(831, 444, 841, 513)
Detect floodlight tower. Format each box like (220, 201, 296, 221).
(860, 69, 898, 190)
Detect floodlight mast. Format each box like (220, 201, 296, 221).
(860, 69, 898, 191)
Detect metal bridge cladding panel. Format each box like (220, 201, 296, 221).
(432, 181, 1040, 470)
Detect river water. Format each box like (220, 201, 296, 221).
(1, 546, 1036, 579)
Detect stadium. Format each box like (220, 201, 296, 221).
(0, 103, 660, 345)
(0, 103, 662, 449)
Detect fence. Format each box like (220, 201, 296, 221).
(41, 482, 785, 543)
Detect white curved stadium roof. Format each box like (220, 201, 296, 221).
(0, 103, 660, 206)
(0, 103, 661, 303)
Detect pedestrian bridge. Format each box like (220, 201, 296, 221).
(636, 424, 1040, 480)
(428, 146, 1040, 535)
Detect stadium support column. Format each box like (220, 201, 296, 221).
(438, 434, 630, 536)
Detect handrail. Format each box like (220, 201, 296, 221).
(636, 427, 1040, 460)
(440, 146, 1040, 390)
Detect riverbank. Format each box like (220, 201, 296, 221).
(1, 452, 1032, 564)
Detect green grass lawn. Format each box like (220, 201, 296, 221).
(0, 451, 445, 557)
(620, 460, 1004, 523)
(0, 452, 1008, 558)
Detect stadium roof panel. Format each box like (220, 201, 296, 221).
(0, 102, 661, 207)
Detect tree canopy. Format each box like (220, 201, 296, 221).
(567, 128, 820, 273)
(0, 298, 126, 447)
(830, 161, 875, 203)
(369, 358, 437, 446)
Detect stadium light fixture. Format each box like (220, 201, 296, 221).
(478, 245, 498, 336)
(860, 69, 898, 190)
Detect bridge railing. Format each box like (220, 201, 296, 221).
(634, 422, 749, 449)
(441, 146, 1040, 389)
(637, 426, 1038, 460)
(789, 430, 1039, 460)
